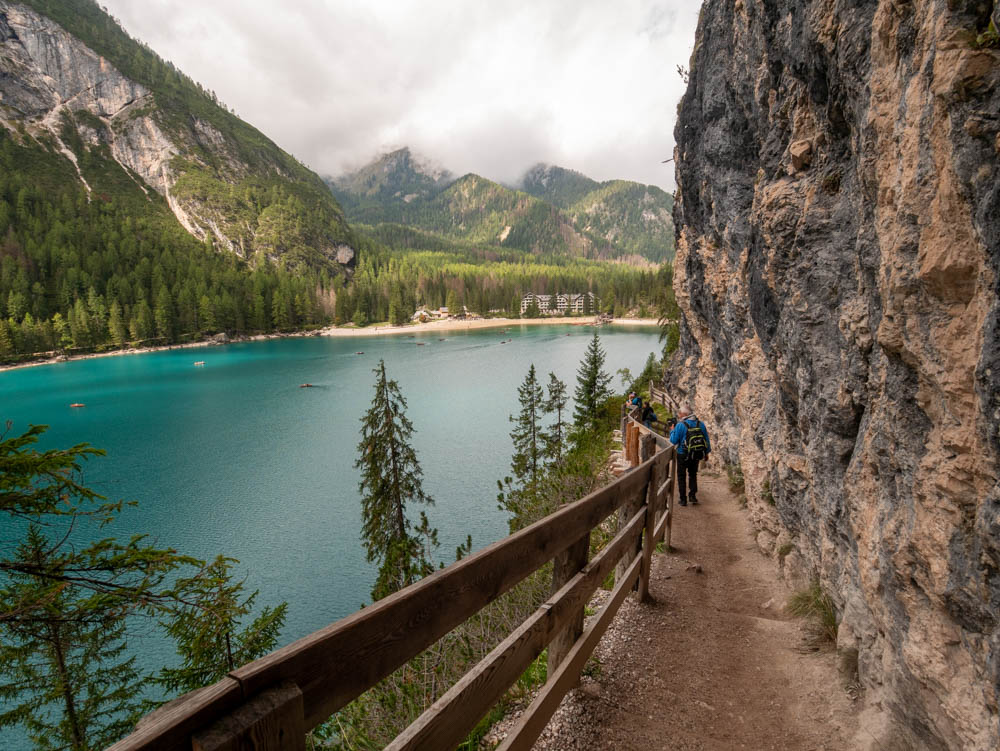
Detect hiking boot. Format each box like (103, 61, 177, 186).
(690, 496, 699, 505)
(679, 499, 687, 506)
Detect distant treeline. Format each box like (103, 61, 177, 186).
(338, 228, 666, 327)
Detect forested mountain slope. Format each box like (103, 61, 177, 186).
(331, 151, 675, 263)
(671, 1, 999, 748)
(1, 0, 357, 273)
(519, 163, 601, 208)
(0, 0, 358, 356)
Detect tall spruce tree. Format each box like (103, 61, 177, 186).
(0, 424, 287, 747)
(542, 372, 569, 463)
(573, 332, 613, 432)
(355, 360, 437, 601)
(509, 364, 545, 488)
(156, 556, 287, 695)
(0, 527, 146, 751)
(0, 424, 196, 749)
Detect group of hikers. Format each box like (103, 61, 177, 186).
(627, 391, 710, 507)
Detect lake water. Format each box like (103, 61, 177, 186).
(0, 323, 659, 746)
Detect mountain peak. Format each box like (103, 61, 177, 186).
(331, 147, 454, 202)
(519, 163, 601, 209)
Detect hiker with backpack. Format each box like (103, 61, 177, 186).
(669, 404, 711, 506)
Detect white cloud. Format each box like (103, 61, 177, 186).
(101, 0, 699, 189)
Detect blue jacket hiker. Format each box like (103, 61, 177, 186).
(669, 406, 711, 507)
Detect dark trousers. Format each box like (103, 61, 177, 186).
(678, 454, 700, 502)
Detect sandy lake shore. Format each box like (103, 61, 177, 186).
(0, 318, 659, 373)
(319, 316, 659, 337)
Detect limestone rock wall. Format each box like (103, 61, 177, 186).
(672, 1, 999, 748)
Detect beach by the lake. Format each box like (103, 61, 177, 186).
(0, 318, 659, 372)
(320, 316, 659, 337)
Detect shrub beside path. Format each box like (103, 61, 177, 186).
(486, 466, 861, 750)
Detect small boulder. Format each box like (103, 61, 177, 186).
(789, 139, 814, 171)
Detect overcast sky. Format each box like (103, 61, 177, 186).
(100, 1, 700, 189)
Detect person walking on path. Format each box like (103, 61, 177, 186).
(669, 404, 711, 506)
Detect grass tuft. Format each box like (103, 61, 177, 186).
(787, 582, 838, 650)
(724, 463, 745, 493)
(762, 479, 775, 505)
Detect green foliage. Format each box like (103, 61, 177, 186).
(777, 543, 795, 560)
(762, 479, 775, 506)
(0, 424, 195, 748)
(787, 582, 838, 650)
(573, 332, 614, 433)
(508, 364, 545, 489)
(330, 231, 660, 326)
(625, 351, 661, 397)
(541, 372, 569, 464)
(0, 527, 147, 751)
(156, 557, 287, 695)
(0, 130, 334, 360)
(337, 156, 674, 264)
(0, 424, 285, 748)
(656, 263, 681, 359)
(520, 164, 601, 209)
(566, 180, 676, 263)
(725, 463, 745, 494)
(975, 10, 998, 48)
(355, 360, 437, 601)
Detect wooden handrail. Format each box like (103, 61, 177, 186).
(110, 416, 677, 751)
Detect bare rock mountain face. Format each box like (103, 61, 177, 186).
(672, 0, 998, 748)
(0, 0, 355, 273)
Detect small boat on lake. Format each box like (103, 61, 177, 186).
(70, 403, 85, 408)
(300, 383, 314, 388)
(355, 351, 364, 355)
(417, 342, 426, 346)
(194, 361, 205, 366)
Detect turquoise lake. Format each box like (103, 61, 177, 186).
(0, 323, 659, 746)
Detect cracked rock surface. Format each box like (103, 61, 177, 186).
(672, 2, 999, 748)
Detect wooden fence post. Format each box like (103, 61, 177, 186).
(638, 447, 662, 602)
(665, 452, 677, 550)
(192, 682, 304, 751)
(548, 531, 590, 681)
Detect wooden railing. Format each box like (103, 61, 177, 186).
(110, 414, 677, 751)
(648, 381, 678, 413)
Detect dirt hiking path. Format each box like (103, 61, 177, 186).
(490, 467, 860, 750)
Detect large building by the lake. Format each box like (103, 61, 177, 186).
(520, 292, 598, 315)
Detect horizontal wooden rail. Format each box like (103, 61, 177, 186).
(112, 416, 677, 751)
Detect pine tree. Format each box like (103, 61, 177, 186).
(198, 295, 217, 333)
(355, 360, 436, 601)
(0, 318, 13, 357)
(542, 372, 568, 463)
(0, 425, 202, 749)
(130, 300, 154, 342)
(108, 300, 126, 347)
(154, 286, 174, 342)
(509, 364, 544, 488)
(156, 556, 286, 695)
(573, 332, 613, 432)
(0, 527, 147, 751)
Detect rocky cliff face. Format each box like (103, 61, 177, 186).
(672, 1, 999, 748)
(0, 1, 355, 273)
